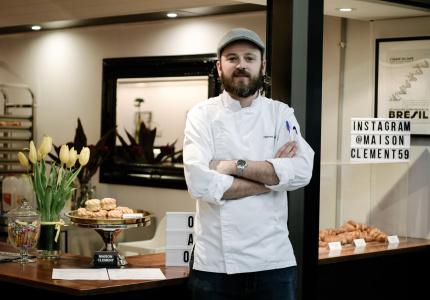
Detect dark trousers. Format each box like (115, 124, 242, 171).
(188, 264, 297, 300)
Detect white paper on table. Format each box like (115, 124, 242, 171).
(108, 268, 166, 280)
(52, 268, 110, 280)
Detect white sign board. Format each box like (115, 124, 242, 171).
(350, 118, 410, 163)
(165, 212, 195, 267)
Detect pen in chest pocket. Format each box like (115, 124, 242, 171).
(286, 121, 296, 141)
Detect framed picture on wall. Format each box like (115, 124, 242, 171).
(375, 36, 430, 136)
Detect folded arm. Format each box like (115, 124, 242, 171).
(209, 141, 298, 199)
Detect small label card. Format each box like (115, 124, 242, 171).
(386, 235, 400, 244)
(93, 251, 119, 268)
(123, 213, 144, 219)
(327, 242, 342, 251)
(353, 238, 366, 248)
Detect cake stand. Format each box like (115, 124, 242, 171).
(65, 209, 154, 266)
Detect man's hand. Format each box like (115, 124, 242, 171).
(275, 141, 298, 158)
(209, 160, 234, 174)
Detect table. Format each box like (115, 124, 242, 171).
(0, 242, 189, 298)
(2, 238, 430, 298)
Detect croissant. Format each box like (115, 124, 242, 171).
(319, 228, 336, 240)
(323, 235, 342, 243)
(336, 223, 356, 234)
(346, 220, 356, 227)
(319, 221, 389, 247)
(319, 241, 328, 248)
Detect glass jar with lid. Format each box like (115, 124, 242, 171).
(7, 198, 41, 263)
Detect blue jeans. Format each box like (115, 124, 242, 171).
(188, 261, 297, 300)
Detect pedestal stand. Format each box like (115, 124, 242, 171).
(73, 223, 145, 266)
(65, 209, 154, 267)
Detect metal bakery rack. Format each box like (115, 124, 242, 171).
(0, 82, 35, 234)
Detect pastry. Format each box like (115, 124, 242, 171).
(101, 198, 116, 210)
(115, 206, 134, 214)
(9, 121, 21, 126)
(108, 210, 123, 219)
(92, 209, 108, 218)
(77, 207, 93, 218)
(85, 199, 101, 211)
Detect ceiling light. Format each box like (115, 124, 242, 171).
(167, 13, 177, 18)
(31, 25, 41, 30)
(336, 8, 356, 12)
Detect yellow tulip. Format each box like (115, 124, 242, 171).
(79, 147, 90, 166)
(66, 147, 78, 168)
(38, 136, 53, 159)
(29, 141, 37, 164)
(59, 144, 70, 164)
(18, 152, 29, 167)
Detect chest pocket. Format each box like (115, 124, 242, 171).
(212, 111, 277, 161)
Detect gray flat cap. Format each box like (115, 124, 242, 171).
(217, 28, 265, 58)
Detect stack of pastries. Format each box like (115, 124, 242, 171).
(319, 220, 389, 247)
(77, 198, 134, 219)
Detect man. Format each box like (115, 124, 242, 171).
(183, 28, 314, 300)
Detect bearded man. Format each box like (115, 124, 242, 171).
(183, 28, 315, 300)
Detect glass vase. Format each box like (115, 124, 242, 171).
(37, 213, 61, 259)
(73, 179, 96, 210)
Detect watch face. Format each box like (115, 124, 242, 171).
(237, 159, 246, 167)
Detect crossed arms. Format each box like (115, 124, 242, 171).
(209, 140, 298, 199)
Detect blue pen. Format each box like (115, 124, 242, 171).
(286, 121, 290, 133)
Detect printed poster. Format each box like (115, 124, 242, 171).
(376, 37, 430, 135)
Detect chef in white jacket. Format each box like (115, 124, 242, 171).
(184, 28, 314, 300)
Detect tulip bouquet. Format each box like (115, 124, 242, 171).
(46, 118, 115, 209)
(18, 136, 90, 222)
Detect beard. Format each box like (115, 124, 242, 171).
(219, 66, 264, 98)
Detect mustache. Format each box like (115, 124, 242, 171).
(234, 70, 250, 77)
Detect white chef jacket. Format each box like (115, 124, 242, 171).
(183, 91, 314, 274)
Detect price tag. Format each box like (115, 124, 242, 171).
(123, 213, 144, 219)
(327, 242, 342, 251)
(353, 238, 366, 248)
(386, 235, 400, 244)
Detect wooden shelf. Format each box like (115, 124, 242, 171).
(318, 237, 430, 264)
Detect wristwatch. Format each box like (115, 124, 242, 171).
(236, 159, 247, 177)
